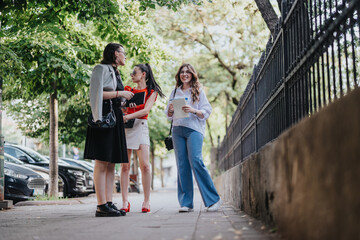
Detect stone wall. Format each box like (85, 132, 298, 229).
(214, 88, 360, 240)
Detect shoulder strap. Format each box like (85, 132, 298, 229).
(169, 88, 177, 135)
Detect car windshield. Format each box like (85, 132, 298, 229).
(58, 159, 71, 166)
(62, 158, 89, 170)
(4, 153, 25, 165)
(19, 146, 49, 163)
(83, 161, 95, 168)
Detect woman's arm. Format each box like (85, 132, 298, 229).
(103, 90, 134, 100)
(167, 104, 174, 117)
(165, 89, 176, 119)
(182, 105, 205, 119)
(123, 92, 157, 121)
(181, 90, 211, 120)
(196, 90, 212, 120)
(90, 65, 104, 122)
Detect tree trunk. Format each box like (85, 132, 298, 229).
(49, 80, 59, 198)
(160, 157, 164, 188)
(206, 120, 214, 147)
(132, 150, 138, 175)
(254, 0, 279, 36)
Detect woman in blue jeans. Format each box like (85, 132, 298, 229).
(165, 63, 221, 212)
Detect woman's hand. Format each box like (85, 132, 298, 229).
(168, 104, 174, 116)
(129, 103, 136, 108)
(123, 115, 128, 123)
(182, 105, 195, 114)
(119, 91, 134, 100)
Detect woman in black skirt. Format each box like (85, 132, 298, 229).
(84, 43, 134, 217)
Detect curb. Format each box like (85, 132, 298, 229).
(13, 189, 171, 207)
(15, 199, 83, 206)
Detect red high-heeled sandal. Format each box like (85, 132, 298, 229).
(141, 207, 150, 213)
(120, 202, 130, 212)
(142, 203, 150, 213)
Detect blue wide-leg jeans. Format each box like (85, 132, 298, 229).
(172, 126, 220, 208)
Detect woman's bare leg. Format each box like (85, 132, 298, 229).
(137, 144, 151, 209)
(120, 149, 132, 208)
(105, 162, 115, 202)
(94, 160, 108, 205)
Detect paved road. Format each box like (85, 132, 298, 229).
(0, 188, 279, 240)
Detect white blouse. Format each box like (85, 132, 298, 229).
(165, 87, 212, 136)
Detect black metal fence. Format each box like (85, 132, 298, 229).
(218, 0, 360, 171)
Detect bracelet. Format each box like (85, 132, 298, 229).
(116, 91, 119, 98)
(193, 110, 197, 115)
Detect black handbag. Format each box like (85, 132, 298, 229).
(164, 135, 173, 151)
(124, 118, 135, 128)
(88, 100, 116, 128)
(164, 88, 177, 151)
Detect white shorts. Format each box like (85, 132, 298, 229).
(125, 119, 150, 150)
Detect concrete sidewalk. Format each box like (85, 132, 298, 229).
(0, 188, 279, 240)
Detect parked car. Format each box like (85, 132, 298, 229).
(42, 155, 72, 166)
(61, 158, 94, 192)
(80, 160, 95, 170)
(4, 144, 94, 197)
(61, 158, 94, 173)
(4, 153, 64, 197)
(4, 161, 47, 203)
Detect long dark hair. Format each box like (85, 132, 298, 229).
(101, 43, 124, 64)
(135, 63, 165, 98)
(174, 63, 201, 103)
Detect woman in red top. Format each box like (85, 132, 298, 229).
(121, 63, 164, 213)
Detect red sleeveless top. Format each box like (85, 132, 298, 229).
(124, 86, 157, 120)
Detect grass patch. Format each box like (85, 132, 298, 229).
(33, 195, 68, 201)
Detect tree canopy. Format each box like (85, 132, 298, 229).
(135, 0, 213, 11)
(1, 0, 171, 145)
(149, 0, 271, 156)
(1, 0, 273, 162)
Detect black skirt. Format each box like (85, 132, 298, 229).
(84, 99, 128, 163)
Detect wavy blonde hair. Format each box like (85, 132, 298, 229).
(175, 63, 201, 103)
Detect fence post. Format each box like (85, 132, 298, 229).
(254, 74, 258, 152)
(281, 1, 291, 128)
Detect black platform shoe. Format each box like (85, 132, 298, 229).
(95, 203, 121, 217)
(107, 202, 126, 216)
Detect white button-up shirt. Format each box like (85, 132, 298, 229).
(165, 87, 212, 136)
